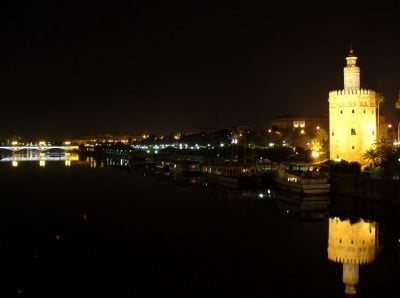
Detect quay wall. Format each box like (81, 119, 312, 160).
(330, 173, 400, 204)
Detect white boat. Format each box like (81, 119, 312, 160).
(169, 160, 201, 176)
(201, 163, 259, 188)
(275, 163, 330, 195)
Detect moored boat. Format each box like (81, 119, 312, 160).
(275, 162, 331, 195)
(169, 160, 201, 176)
(201, 162, 261, 188)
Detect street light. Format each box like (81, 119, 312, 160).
(388, 124, 394, 143)
(395, 90, 400, 144)
(397, 121, 400, 145)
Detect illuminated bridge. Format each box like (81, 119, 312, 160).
(0, 145, 79, 152)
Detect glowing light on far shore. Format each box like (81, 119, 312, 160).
(311, 151, 320, 158)
(12, 160, 18, 167)
(39, 160, 46, 167)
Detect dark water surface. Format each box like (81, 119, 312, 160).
(1, 161, 399, 297)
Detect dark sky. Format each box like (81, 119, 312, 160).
(1, 1, 399, 139)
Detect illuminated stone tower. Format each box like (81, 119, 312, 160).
(328, 49, 381, 164)
(327, 217, 377, 296)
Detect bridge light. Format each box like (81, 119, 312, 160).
(39, 141, 46, 147)
(39, 160, 46, 167)
(12, 160, 18, 167)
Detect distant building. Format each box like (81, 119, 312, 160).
(268, 115, 328, 134)
(328, 49, 383, 164)
(70, 134, 141, 145)
(181, 128, 217, 136)
(267, 115, 328, 148)
(378, 116, 392, 142)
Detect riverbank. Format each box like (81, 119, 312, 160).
(330, 173, 400, 205)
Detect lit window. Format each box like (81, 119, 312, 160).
(351, 128, 356, 135)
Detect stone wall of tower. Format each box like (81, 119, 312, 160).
(329, 89, 377, 164)
(344, 65, 360, 90)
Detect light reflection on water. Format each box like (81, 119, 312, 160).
(328, 217, 378, 296)
(147, 164, 400, 296)
(1, 152, 79, 167)
(0, 155, 398, 296)
(1, 153, 131, 169)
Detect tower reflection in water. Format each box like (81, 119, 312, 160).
(328, 217, 378, 296)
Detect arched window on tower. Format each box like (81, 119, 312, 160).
(351, 128, 356, 135)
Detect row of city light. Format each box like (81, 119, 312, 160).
(9, 141, 72, 146)
(131, 141, 268, 153)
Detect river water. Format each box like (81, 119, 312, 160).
(0, 155, 399, 297)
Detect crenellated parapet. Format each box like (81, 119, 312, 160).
(328, 88, 378, 108)
(329, 256, 373, 265)
(329, 88, 376, 97)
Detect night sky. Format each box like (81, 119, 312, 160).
(1, 2, 399, 139)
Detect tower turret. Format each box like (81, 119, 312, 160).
(343, 49, 360, 90)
